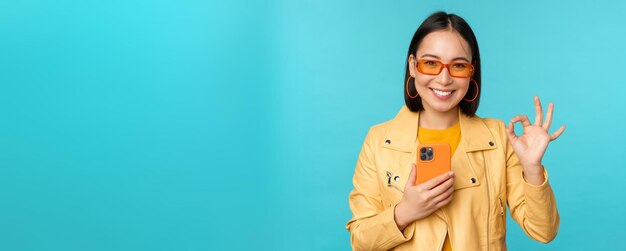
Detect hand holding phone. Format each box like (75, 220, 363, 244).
(395, 160, 455, 230)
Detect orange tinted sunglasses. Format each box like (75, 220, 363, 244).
(416, 59, 474, 78)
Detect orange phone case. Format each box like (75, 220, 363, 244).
(416, 143, 452, 185)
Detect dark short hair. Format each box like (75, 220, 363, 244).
(404, 11, 481, 116)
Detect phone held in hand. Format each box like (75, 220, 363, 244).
(416, 143, 452, 185)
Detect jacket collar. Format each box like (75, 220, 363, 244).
(381, 106, 496, 153)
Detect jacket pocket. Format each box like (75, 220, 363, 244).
(381, 170, 405, 207)
(378, 152, 413, 207)
(493, 196, 507, 241)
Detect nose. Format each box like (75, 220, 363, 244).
(436, 67, 453, 85)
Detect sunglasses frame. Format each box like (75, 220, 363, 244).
(415, 59, 475, 78)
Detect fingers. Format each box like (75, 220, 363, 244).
(510, 115, 532, 127)
(419, 171, 454, 190)
(521, 115, 531, 126)
(406, 164, 417, 188)
(507, 115, 531, 140)
(506, 120, 518, 141)
(544, 102, 554, 130)
(550, 125, 566, 141)
(540, 100, 565, 141)
(435, 191, 454, 208)
(429, 178, 455, 201)
(419, 176, 455, 210)
(533, 96, 543, 126)
(426, 175, 455, 196)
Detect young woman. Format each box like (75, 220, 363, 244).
(346, 11, 565, 251)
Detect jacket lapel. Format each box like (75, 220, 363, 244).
(453, 109, 497, 190)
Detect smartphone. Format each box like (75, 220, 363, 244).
(415, 143, 452, 185)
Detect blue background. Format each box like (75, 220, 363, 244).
(1, 0, 624, 250)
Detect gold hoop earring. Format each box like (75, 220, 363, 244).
(463, 79, 479, 102)
(406, 76, 419, 99)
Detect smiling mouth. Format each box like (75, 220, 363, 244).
(431, 88, 454, 97)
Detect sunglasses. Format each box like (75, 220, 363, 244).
(415, 59, 474, 78)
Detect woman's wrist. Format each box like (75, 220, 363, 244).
(522, 164, 545, 185)
(394, 202, 411, 231)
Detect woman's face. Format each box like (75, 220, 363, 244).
(409, 30, 473, 114)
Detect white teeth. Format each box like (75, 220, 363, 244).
(433, 89, 452, 96)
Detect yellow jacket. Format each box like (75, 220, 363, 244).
(346, 106, 559, 251)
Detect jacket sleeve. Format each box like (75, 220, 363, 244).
(501, 122, 560, 243)
(346, 128, 416, 251)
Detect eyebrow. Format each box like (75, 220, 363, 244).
(420, 54, 470, 62)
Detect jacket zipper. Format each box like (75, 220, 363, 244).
(498, 197, 505, 217)
(386, 171, 403, 193)
(482, 152, 491, 251)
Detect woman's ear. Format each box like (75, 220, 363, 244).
(408, 54, 417, 78)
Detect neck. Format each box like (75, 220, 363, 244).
(419, 107, 459, 129)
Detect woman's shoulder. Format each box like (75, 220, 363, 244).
(456, 113, 510, 140)
(475, 116, 506, 129)
(362, 119, 394, 142)
(468, 115, 510, 140)
(360, 106, 405, 135)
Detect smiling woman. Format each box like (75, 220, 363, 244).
(346, 11, 566, 251)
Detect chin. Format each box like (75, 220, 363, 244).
(431, 106, 457, 113)
(424, 99, 461, 113)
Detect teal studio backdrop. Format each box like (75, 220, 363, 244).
(1, 0, 625, 250)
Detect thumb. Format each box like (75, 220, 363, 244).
(406, 164, 417, 187)
(506, 120, 518, 142)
